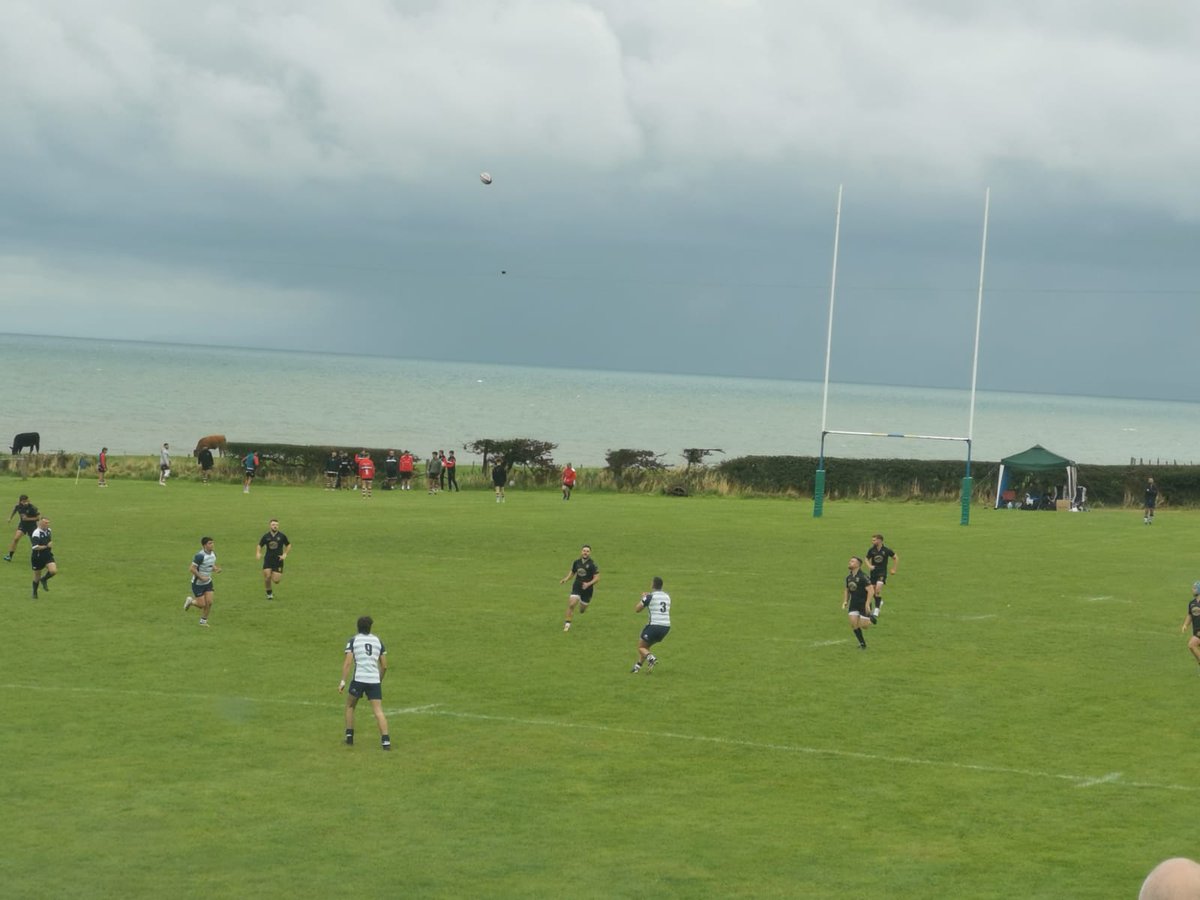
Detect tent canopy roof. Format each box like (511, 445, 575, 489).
(1000, 444, 1076, 472)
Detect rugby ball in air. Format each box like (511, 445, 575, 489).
(480, 172, 493, 185)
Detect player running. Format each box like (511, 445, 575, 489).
(1181, 581, 1200, 672)
(843, 556, 876, 650)
(560, 544, 600, 632)
(256, 518, 291, 600)
(865, 533, 899, 619)
(630, 577, 671, 674)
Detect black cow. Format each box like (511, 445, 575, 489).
(10, 432, 39, 455)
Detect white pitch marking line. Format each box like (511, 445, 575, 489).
(959, 614, 997, 621)
(415, 708, 1195, 794)
(4, 684, 1191, 793)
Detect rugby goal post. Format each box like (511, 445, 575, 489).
(812, 187, 990, 525)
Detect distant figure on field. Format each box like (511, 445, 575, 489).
(843, 556, 876, 650)
(356, 451, 375, 499)
(445, 450, 458, 492)
(491, 456, 507, 503)
(97, 447, 108, 487)
(561, 463, 577, 500)
(865, 534, 899, 618)
(183, 536, 220, 627)
(630, 576, 671, 674)
(383, 450, 399, 490)
(242, 450, 259, 494)
(1144, 477, 1158, 525)
(30, 516, 57, 599)
(398, 451, 415, 490)
(560, 543, 600, 632)
(427, 452, 442, 494)
(197, 446, 214, 484)
(158, 443, 171, 485)
(1180, 582, 1200, 672)
(5, 494, 40, 562)
(256, 518, 291, 600)
(438, 450, 447, 491)
(324, 451, 340, 491)
(338, 452, 354, 491)
(1139, 857, 1200, 899)
(339, 615, 391, 751)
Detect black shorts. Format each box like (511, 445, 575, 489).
(244, 469, 256, 479)
(349, 680, 382, 701)
(849, 597, 871, 615)
(263, 559, 284, 573)
(640, 624, 670, 645)
(31, 551, 54, 570)
(400, 471, 412, 481)
(871, 571, 888, 585)
(572, 585, 594, 604)
(19, 520, 37, 536)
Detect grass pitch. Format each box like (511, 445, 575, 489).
(0, 476, 1195, 898)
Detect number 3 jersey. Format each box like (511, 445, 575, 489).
(643, 590, 672, 627)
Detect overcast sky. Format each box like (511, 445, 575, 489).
(2, 1, 1197, 401)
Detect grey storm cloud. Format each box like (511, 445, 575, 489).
(1, 0, 1197, 399)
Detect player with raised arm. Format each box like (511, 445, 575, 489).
(630, 576, 671, 674)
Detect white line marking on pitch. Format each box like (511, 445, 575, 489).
(3, 684, 1189, 794)
(414, 708, 1194, 794)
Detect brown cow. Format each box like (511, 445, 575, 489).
(193, 434, 228, 458)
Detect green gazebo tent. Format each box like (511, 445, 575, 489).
(994, 445, 1078, 509)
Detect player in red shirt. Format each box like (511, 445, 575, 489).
(398, 451, 414, 491)
(356, 451, 375, 499)
(561, 463, 577, 501)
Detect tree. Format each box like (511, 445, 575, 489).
(682, 448, 724, 470)
(464, 438, 557, 473)
(605, 448, 666, 479)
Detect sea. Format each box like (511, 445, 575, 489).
(3, 333, 1197, 468)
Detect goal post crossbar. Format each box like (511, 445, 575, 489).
(821, 429, 968, 444)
